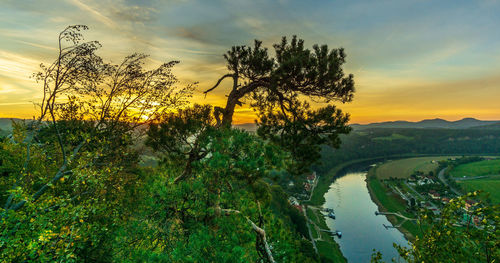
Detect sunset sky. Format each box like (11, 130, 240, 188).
(1, 0, 500, 124)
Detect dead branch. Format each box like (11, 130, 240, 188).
(204, 74, 235, 96)
(221, 206, 276, 263)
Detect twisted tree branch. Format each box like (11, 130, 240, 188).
(221, 203, 275, 263)
(204, 74, 235, 96)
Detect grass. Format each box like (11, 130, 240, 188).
(309, 208, 328, 229)
(374, 156, 452, 179)
(310, 223, 318, 239)
(458, 177, 500, 204)
(450, 159, 500, 178)
(316, 241, 346, 263)
(366, 169, 424, 239)
(305, 206, 346, 262)
(306, 207, 319, 239)
(367, 174, 408, 213)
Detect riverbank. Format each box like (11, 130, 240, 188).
(308, 153, 456, 206)
(305, 159, 375, 262)
(305, 155, 437, 261)
(305, 206, 346, 263)
(365, 168, 421, 241)
(308, 157, 383, 206)
(305, 157, 395, 262)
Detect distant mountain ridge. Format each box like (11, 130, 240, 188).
(2, 118, 499, 133)
(351, 118, 500, 130)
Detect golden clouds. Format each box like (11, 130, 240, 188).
(342, 74, 500, 124)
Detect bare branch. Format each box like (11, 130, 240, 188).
(221, 207, 276, 263)
(204, 74, 234, 96)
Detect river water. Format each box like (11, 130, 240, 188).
(323, 170, 408, 262)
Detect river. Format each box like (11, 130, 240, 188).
(323, 169, 408, 262)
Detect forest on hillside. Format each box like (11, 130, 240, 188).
(315, 128, 500, 175)
(0, 26, 498, 263)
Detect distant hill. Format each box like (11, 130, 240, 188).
(351, 118, 500, 130)
(470, 122, 500, 130)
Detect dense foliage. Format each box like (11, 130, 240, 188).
(204, 36, 355, 176)
(0, 25, 355, 262)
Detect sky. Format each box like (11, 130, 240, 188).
(1, 0, 500, 124)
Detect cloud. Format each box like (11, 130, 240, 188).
(1, 0, 500, 122)
(0, 51, 40, 81)
(175, 26, 211, 44)
(67, 0, 118, 29)
(109, 3, 158, 23)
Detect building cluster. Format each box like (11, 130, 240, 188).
(407, 173, 435, 186)
(286, 172, 318, 212)
(303, 172, 317, 192)
(288, 196, 302, 212)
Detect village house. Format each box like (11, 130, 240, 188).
(304, 182, 312, 192)
(306, 172, 317, 184)
(417, 177, 434, 185)
(288, 196, 299, 206)
(293, 204, 303, 212)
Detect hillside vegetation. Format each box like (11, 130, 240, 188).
(315, 129, 500, 175)
(0, 26, 357, 262)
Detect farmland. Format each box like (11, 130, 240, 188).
(450, 159, 500, 178)
(458, 177, 500, 204)
(374, 156, 452, 179)
(451, 159, 500, 204)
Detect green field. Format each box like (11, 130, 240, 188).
(458, 177, 500, 204)
(450, 159, 500, 178)
(367, 170, 424, 239)
(374, 156, 452, 179)
(367, 175, 408, 214)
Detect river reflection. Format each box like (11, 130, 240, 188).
(323, 172, 408, 262)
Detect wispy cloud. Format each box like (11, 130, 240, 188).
(1, 0, 500, 121)
(0, 51, 40, 81)
(67, 0, 118, 29)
